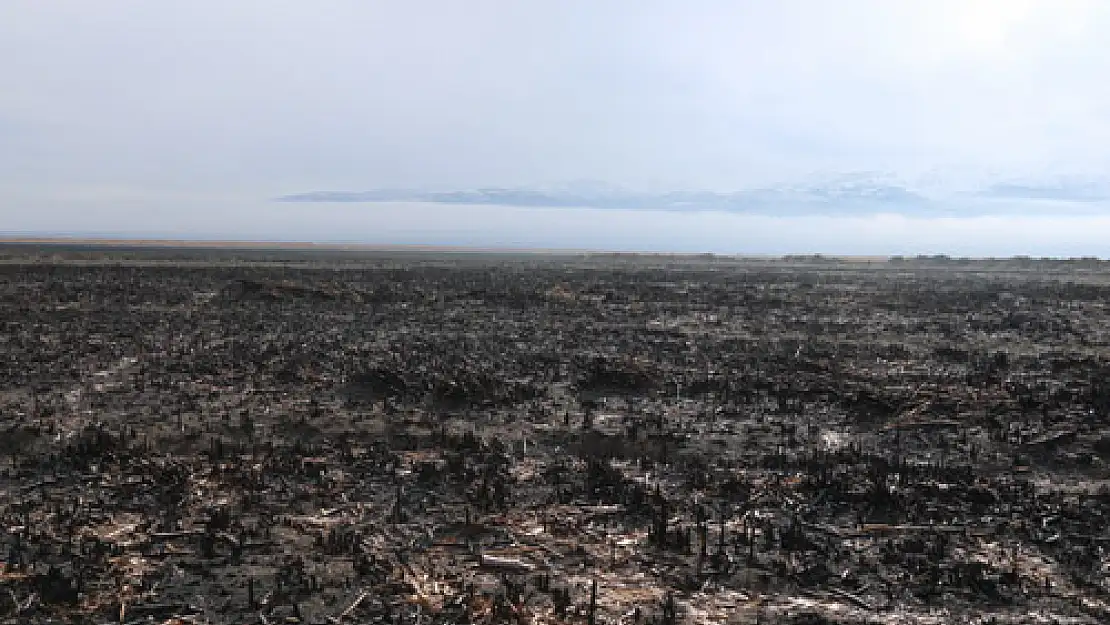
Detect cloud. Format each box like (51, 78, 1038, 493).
(2, 1, 1110, 250)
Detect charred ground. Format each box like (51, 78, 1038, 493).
(2, 246, 1110, 623)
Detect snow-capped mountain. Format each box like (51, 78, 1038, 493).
(279, 172, 927, 211)
(276, 171, 1110, 214)
(743, 172, 930, 206)
(979, 175, 1110, 202)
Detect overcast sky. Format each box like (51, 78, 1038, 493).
(3, 1, 1110, 252)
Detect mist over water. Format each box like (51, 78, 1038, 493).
(7, 197, 1110, 258)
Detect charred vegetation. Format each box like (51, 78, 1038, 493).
(1, 247, 1110, 623)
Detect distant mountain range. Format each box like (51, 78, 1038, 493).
(276, 173, 1110, 214)
(981, 180, 1110, 203)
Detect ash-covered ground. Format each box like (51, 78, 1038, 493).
(3, 245, 1110, 624)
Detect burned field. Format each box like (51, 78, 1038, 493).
(4, 248, 1110, 624)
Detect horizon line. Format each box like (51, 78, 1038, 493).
(4, 236, 1110, 262)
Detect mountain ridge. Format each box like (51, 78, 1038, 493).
(276, 172, 1110, 214)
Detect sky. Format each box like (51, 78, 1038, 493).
(3, 1, 1110, 254)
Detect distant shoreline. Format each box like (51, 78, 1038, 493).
(6, 237, 1106, 264)
(0, 236, 822, 259)
(0, 236, 602, 254)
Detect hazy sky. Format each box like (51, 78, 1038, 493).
(3, 1, 1110, 252)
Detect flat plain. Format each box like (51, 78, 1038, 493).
(3, 244, 1110, 624)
